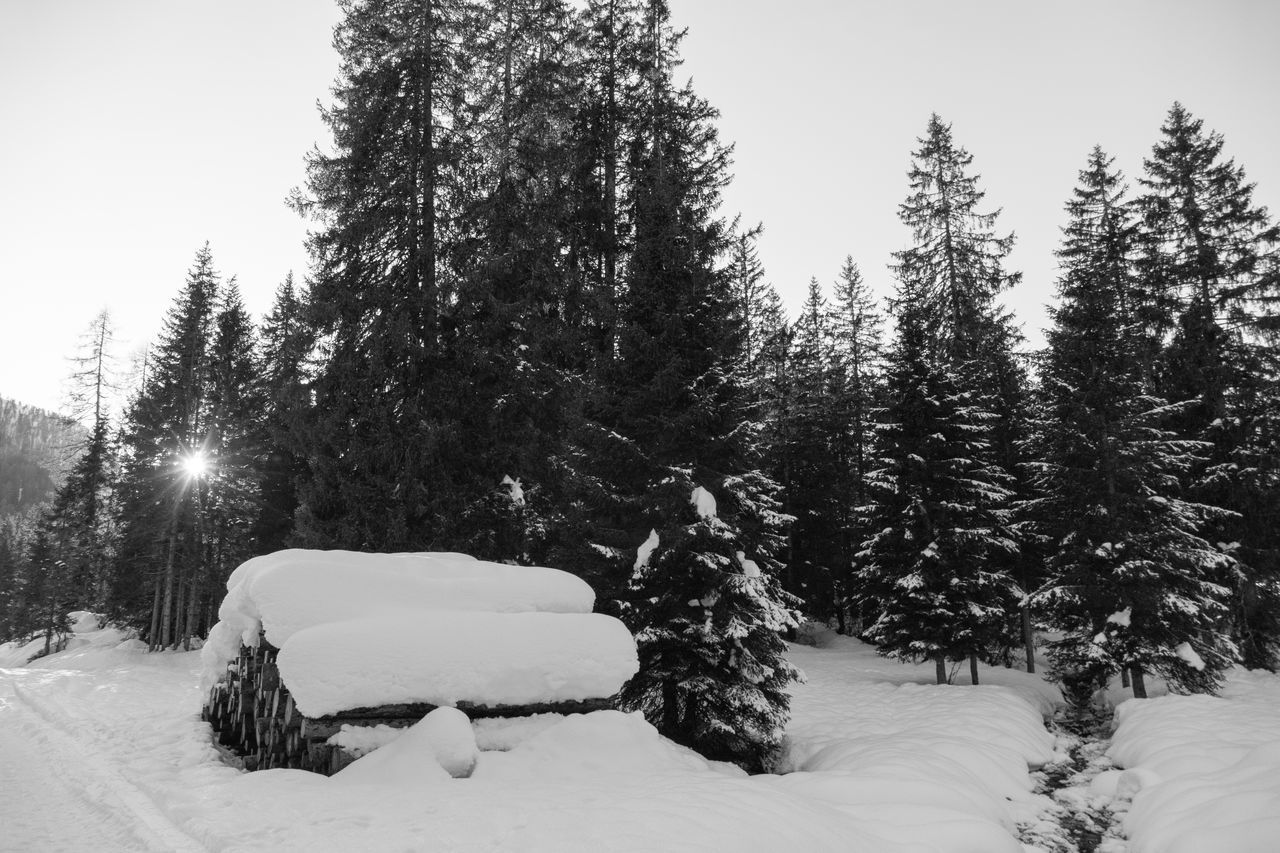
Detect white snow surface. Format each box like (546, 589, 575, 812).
(634, 528, 659, 572)
(1105, 667, 1280, 853)
(202, 549, 596, 693)
(1, 615, 1092, 853)
(334, 707, 478, 784)
(277, 611, 639, 716)
(326, 723, 403, 757)
(690, 485, 717, 519)
(784, 635, 1060, 853)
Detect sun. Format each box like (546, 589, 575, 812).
(180, 451, 210, 478)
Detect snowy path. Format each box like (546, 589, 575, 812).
(0, 675, 207, 853)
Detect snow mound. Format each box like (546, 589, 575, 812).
(326, 723, 403, 758)
(224, 549, 594, 648)
(67, 611, 104, 633)
(201, 549, 601, 694)
(277, 611, 639, 717)
(334, 707, 478, 785)
(472, 713, 565, 752)
(782, 636, 1059, 852)
(1106, 667, 1280, 853)
(472, 711, 726, 782)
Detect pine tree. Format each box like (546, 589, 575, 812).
(827, 257, 883, 632)
(1138, 103, 1280, 669)
(892, 114, 1021, 365)
(780, 277, 841, 615)
(1032, 147, 1235, 697)
(580, 0, 799, 767)
(256, 274, 311, 552)
(294, 0, 478, 550)
(113, 246, 220, 646)
(855, 285, 1019, 684)
(202, 279, 265, 634)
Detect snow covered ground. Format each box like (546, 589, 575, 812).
(2, 617, 1277, 852)
(1100, 668, 1280, 853)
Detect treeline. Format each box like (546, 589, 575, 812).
(2, 0, 1278, 771)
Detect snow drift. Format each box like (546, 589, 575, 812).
(204, 550, 598, 684)
(278, 611, 638, 717)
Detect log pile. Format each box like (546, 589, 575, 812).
(202, 635, 615, 776)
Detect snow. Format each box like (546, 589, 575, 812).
(334, 707, 478, 784)
(1175, 640, 1206, 671)
(783, 635, 1060, 852)
(277, 611, 639, 716)
(690, 485, 717, 519)
(471, 712, 566, 751)
(326, 723, 403, 757)
(634, 528, 659, 571)
(3, 612, 1086, 853)
(202, 549, 596, 692)
(501, 474, 525, 506)
(1107, 607, 1132, 627)
(736, 550, 761, 578)
(1104, 667, 1280, 853)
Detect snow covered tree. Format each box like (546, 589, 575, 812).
(827, 257, 884, 632)
(892, 114, 1021, 365)
(578, 1, 800, 768)
(1138, 103, 1280, 670)
(1031, 147, 1235, 697)
(855, 283, 1019, 684)
(255, 274, 311, 552)
(293, 0, 479, 550)
(778, 277, 842, 615)
(622, 474, 799, 771)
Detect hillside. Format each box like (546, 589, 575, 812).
(0, 395, 81, 516)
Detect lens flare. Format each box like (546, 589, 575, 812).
(181, 451, 210, 478)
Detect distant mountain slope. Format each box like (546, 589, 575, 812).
(0, 396, 81, 516)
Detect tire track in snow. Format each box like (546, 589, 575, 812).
(4, 679, 208, 853)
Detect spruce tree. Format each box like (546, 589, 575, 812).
(781, 277, 841, 615)
(827, 257, 883, 632)
(855, 283, 1019, 684)
(256, 274, 311, 552)
(586, 0, 799, 768)
(1138, 103, 1280, 669)
(113, 246, 219, 646)
(294, 0, 478, 550)
(1032, 147, 1235, 696)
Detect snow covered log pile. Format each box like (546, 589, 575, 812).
(200, 549, 638, 774)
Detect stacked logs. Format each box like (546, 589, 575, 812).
(202, 635, 614, 776)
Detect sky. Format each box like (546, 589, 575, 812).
(2, 0, 1278, 415)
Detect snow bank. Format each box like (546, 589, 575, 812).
(225, 549, 594, 647)
(472, 711, 727, 782)
(201, 549, 599, 693)
(8, 618, 1071, 853)
(333, 707, 478, 785)
(326, 723, 403, 757)
(1106, 667, 1280, 853)
(783, 635, 1059, 853)
(277, 612, 639, 717)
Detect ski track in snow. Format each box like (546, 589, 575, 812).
(0, 666, 208, 853)
(0, 676, 204, 845)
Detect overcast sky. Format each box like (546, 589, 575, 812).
(2, 0, 1278, 414)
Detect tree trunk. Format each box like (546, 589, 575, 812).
(935, 652, 946, 685)
(1130, 666, 1147, 699)
(661, 679, 680, 735)
(1121, 667, 1131, 689)
(1021, 602, 1035, 674)
(159, 524, 179, 649)
(969, 653, 980, 685)
(147, 571, 162, 650)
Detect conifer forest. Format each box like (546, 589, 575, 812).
(3, 0, 1279, 771)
